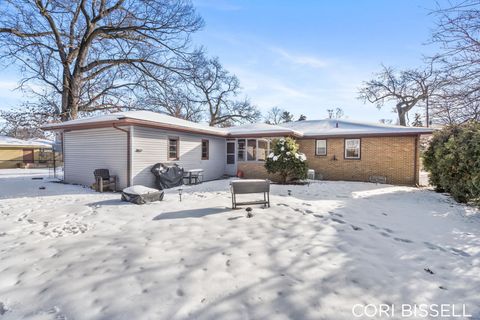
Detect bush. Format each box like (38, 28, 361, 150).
(423, 121, 480, 205)
(265, 137, 308, 183)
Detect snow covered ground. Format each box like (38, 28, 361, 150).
(0, 169, 479, 319)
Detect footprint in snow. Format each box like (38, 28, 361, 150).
(329, 212, 343, 217)
(176, 288, 185, 297)
(331, 218, 346, 224)
(313, 214, 324, 218)
(277, 203, 289, 207)
(383, 228, 394, 233)
(0, 302, 8, 315)
(305, 209, 314, 214)
(449, 248, 470, 257)
(302, 203, 312, 206)
(351, 225, 362, 231)
(225, 259, 231, 267)
(379, 232, 391, 238)
(393, 237, 413, 243)
(368, 224, 380, 230)
(424, 242, 447, 252)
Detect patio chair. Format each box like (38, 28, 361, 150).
(230, 179, 270, 209)
(94, 169, 117, 192)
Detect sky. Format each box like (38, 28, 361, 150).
(191, 0, 443, 122)
(0, 0, 444, 123)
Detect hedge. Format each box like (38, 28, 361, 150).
(423, 121, 480, 205)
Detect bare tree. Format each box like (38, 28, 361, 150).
(428, 0, 480, 124)
(359, 64, 439, 126)
(189, 55, 260, 127)
(264, 107, 284, 124)
(327, 107, 344, 119)
(0, 0, 203, 121)
(0, 104, 54, 139)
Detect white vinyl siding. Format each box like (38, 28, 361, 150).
(132, 126, 226, 187)
(63, 127, 128, 188)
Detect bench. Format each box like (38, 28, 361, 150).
(230, 179, 270, 209)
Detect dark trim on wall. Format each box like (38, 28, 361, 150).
(414, 134, 419, 186)
(168, 136, 180, 161)
(201, 139, 209, 160)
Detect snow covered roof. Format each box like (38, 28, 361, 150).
(43, 111, 434, 137)
(0, 135, 52, 148)
(226, 123, 303, 137)
(281, 119, 434, 137)
(43, 111, 228, 136)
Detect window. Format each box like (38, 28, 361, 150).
(247, 139, 256, 161)
(226, 141, 235, 164)
(315, 140, 327, 156)
(345, 139, 360, 159)
(237, 139, 246, 161)
(168, 137, 179, 160)
(201, 140, 209, 160)
(257, 139, 269, 161)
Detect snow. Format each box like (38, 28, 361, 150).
(281, 119, 434, 136)
(42, 111, 227, 135)
(226, 123, 302, 136)
(0, 135, 52, 148)
(122, 185, 161, 195)
(42, 111, 432, 138)
(0, 173, 479, 319)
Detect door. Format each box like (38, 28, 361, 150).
(22, 148, 34, 164)
(225, 140, 237, 176)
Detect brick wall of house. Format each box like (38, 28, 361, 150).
(237, 135, 420, 186)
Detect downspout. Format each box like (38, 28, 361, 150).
(113, 124, 132, 187)
(414, 135, 419, 186)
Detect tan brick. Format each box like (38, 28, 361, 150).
(237, 136, 420, 186)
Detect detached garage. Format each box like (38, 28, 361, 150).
(43, 111, 228, 189)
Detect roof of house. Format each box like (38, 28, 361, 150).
(0, 135, 53, 148)
(281, 119, 433, 137)
(226, 123, 303, 137)
(42, 111, 228, 136)
(42, 110, 435, 137)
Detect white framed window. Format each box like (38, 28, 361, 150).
(237, 139, 246, 161)
(257, 139, 269, 161)
(315, 139, 327, 156)
(345, 139, 360, 159)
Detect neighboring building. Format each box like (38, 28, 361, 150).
(0, 136, 53, 169)
(43, 111, 433, 188)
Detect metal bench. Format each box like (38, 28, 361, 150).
(230, 179, 270, 209)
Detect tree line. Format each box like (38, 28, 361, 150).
(1, 1, 478, 139)
(359, 1, 480, 127)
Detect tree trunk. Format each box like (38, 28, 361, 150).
(397, 105, 407, 126)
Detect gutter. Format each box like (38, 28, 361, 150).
(112, 124, 131, 187)
(414, 134, 419, 186)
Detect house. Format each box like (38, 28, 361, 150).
(0, 136, 53, 169)
(42, 111, 433, 188)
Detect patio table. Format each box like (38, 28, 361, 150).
(184, 169, 204, 185)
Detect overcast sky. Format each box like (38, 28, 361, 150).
(0, 0, 444, 123)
